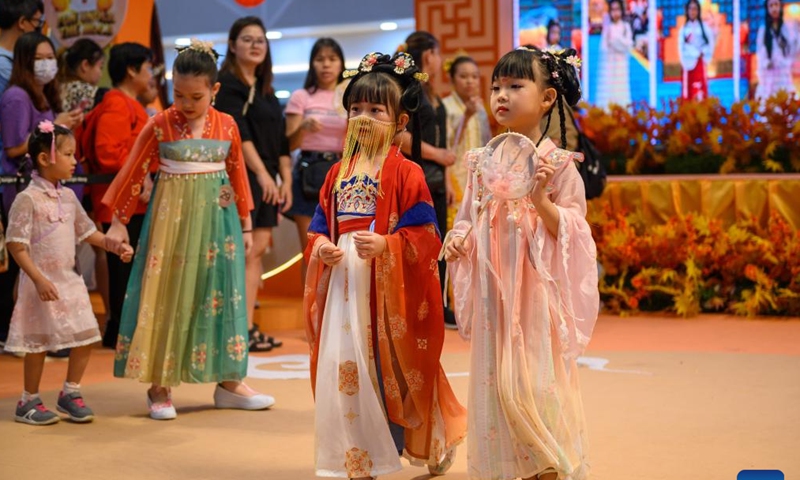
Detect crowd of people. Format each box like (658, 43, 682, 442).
(0, 1, 601, 479)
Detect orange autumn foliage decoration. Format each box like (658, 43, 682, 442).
(590, 205, 800, 317)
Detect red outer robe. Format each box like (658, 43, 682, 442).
(303, 146, 467, 460)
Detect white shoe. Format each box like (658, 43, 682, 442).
(213, 383, 275, 410)
(147, 390, 177, 420)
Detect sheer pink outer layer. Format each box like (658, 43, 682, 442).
(449, 138, 599, 480)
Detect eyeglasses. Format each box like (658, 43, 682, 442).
(28, 15, 45, 30)
(238, 36, 267, 47)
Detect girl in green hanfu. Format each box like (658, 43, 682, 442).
(103, 39, 275, 420)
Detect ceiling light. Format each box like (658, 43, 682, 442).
(275, 90, 291, 99)
(175, 38, 191, 46)
(380, 22, 398, 31)
(266, 31, 283, 40)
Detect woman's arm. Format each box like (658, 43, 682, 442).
(396, 130, 456, 166)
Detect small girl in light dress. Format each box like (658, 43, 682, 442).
(4, 121, 133, 426)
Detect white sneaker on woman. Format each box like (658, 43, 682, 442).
(213, 383, 275, 410)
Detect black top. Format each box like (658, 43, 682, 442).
(409, 93, 447, 192)
(215, 70, 289, 177)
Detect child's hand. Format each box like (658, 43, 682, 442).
(530, 159, 557, 202)
(118, 243, 134, 263)
(354, 231, 386, 260)
(35, 277, 59, 302)
(445, 235, 468, 262)
(317, 240, 344, 266)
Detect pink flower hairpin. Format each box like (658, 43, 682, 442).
(38, 120, 57, 164)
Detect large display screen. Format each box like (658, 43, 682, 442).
(517, 0, 800, 108)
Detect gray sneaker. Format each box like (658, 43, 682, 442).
(57, 391, 95, 423)
(15, 398, 60, 425)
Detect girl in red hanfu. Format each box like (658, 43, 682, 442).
(303, 52, 467, 480)
(679, 0, 716, 101)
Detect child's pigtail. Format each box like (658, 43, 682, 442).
(557, 96, 568, 149)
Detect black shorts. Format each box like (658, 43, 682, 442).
(248, 171, 279, 229)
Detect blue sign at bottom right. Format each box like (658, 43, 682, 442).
(738, 471, 784, 480)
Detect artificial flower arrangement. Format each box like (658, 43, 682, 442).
(590, 204, 800, 317)
(576, 91, 800, 175)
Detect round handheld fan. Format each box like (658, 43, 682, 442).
(479, 132, 540, 200)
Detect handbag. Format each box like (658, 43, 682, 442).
(567, 107, 607, 200)
(299, 152, 338, 201)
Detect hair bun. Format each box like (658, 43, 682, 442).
(552, 48, 582, 107)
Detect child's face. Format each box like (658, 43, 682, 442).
(687, 2, 699, 20)
(348, 100, 394, 123)
(490, 72, 554, 132)
(768, 0, 781, 19)
(548, 25, 562, 45)
(313, 46, 343, 89)
(42, 135, 77, 181)
(173, 73, 220, 121)
(452, 61, 481, 99)
(610, 2, 623, 21)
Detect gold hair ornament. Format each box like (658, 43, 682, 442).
(176, 38, 220, 61)
(442, 49, 470, 73)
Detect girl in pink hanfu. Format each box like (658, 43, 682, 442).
(445, 47, 599, 480)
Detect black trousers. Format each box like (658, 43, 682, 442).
(429, 187, 453, 317)
(0, 254, 19, 343)
(101, 214, 145, 347)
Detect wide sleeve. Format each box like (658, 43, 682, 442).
(94, 94, 137, 173)
(447, 149, 482, 339)
(756, 25, 769, 76)
(302, 162, 340, 394)
(215, 79, 254, 144)
(702, 24, 716, 64)
(101, 117, 160, 224)
(532, 157, 599, 360)
(5, 193, 34, 246)
(678, 24, 688, 67)
(71, 190, 97, 243)
(611, 23, 634, 51)
(223, 116, 255, 220)
(374, 161, 448, 429)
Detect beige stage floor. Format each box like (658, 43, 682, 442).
(1, 314, 799, 480)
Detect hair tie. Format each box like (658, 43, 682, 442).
(443, 49, 470, 74)
(38, 120, 57, 164)
(177, 38, 220, 61)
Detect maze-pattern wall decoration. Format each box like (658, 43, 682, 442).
(415, 0, 514, 96)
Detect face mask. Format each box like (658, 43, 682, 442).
(34, 59, 58, 85)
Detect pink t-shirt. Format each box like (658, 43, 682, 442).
(285, 88, 346, 153)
